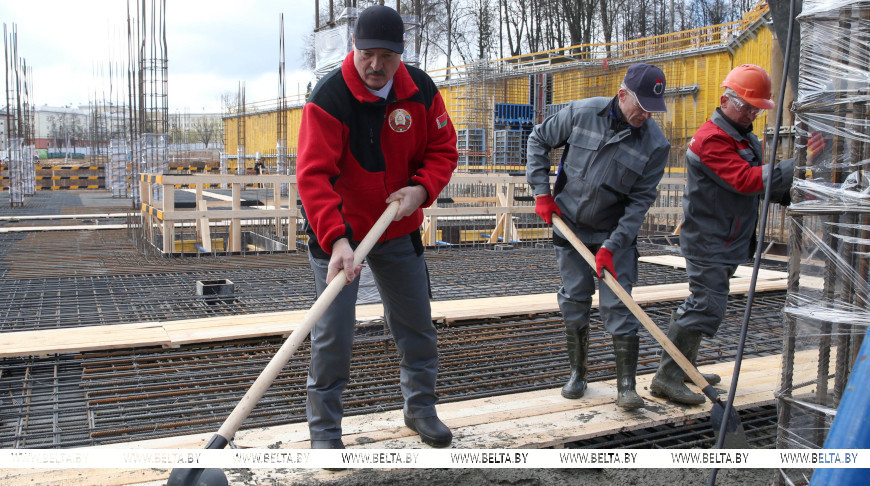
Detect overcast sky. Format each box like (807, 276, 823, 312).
(1, 0, 316, 113)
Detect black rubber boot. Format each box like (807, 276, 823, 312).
(561, 327, 589, 399)
(612, 335, 644, 409)
(649, 322, 706, 405)
(664, 311, 720, 386)
(683, 351, 722, 386)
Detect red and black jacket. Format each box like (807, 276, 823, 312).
(680, 108, 792, 263)
(297, 52, 458, 255)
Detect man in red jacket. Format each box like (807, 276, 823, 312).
(650, 65, 797, 404)
(297, 5, 458, 451)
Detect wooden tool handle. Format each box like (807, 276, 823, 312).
(216, 201, 400, 440)
(551, 214, 712, 392)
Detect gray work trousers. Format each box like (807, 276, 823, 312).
(306, 235, 439, 441)
(554, 241, 641, 336)
(675, 257, 739, 336)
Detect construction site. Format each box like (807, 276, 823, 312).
(1, 1, 869, 485)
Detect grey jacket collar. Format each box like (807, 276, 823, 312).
(712, 108, 752, 140)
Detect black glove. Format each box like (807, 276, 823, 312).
(778, 189, 792, 207)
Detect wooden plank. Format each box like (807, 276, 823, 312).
(0, 224, 129, 233)
(0, 277, 787, 358)
(424, 206, 535, 216)
(0, 350, 825, 486)
(0, 212, 132, 221)
(161, 208, 298, 220)
(0, 323, 171, 357)
(159, 174, 295, 185)
(163, 304, 446, 346)
(640, 255, 788, 281)
(197, 198, 211, 252)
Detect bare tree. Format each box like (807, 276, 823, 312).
(301, 30, 316, 71)
(471, 0, 496, 60)
(410, 0, 443, 70)
(599, 0, 619, 54)
(687, 0, 730, 27)
(47, 113, 85, 153)
(192, 116, 221, 148)
(501, 0, 528, 56)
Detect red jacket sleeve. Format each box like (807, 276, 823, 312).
(412, 91, 458, 206)
(297, 102, 350, 253)
(694, 129, 764, 194)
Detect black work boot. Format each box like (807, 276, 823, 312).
(561, 326, 589, 399)
(612, 335, 644, 409)
(683, 351, 722, 386)
(663, 311, 720, 386)
(404, 414, 452, 448)
(649, 322, 706, 405)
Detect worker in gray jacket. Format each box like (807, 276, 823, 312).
(526, 63, 671, 409)
(650, 64, 796, 405)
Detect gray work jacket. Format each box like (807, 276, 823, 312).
(680, 109, 793, 264)
(526, 97, 670, 251)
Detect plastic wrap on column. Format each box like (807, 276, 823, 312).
(778, 1, 870, 484)
(276, 139, 288, 196)
(109, 139, 129, 198)
(23, 145, 35, 195)
(130, 138, 141, 205)
(220, 151, 228, 189)
(8, 139, 23, 205)
(237, 144, 246, 175)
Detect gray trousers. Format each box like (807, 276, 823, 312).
(306, 235, 439, 441)
(554, 242, 640, 336)
(675, 257, 739, 336)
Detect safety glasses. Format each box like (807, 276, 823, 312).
(727, 96, 764, 116)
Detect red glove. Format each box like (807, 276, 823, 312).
(534, 194, 561, 225)
(595, 247, 617, 280)
(807, 132, 826, 161)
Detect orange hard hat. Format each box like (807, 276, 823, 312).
(721, 64, 775, 110)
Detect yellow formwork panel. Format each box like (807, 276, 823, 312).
(501, 77, 529, 105)
(285, 106, 304, 151)
(438, 86, 459, 123)
(224, 119, 237, 153)
(225, 105, 305, 156)
(552, 64, 614, 104)
(246, 112, 278, 154)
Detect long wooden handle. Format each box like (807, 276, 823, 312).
(216, 201, 400, 440)
(551, 214, 712, 392)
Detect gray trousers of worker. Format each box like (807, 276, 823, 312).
(306, 235, 439, 441)
(675, 257, 739, 336)
(554, 242, 641, 336)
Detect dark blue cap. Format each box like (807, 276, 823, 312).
(354, 5, 405, 54)
(623, 63, 667, 112)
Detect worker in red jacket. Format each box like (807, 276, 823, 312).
(297, 5, 458, 451)
(650, 65, 797, 404)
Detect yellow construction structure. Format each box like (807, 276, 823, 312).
(223, 2, 783, 177)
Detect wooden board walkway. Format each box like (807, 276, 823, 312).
(0, 275, 789, 358)
(0, 349, 828, 486)
(0, 258, 790, 358)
